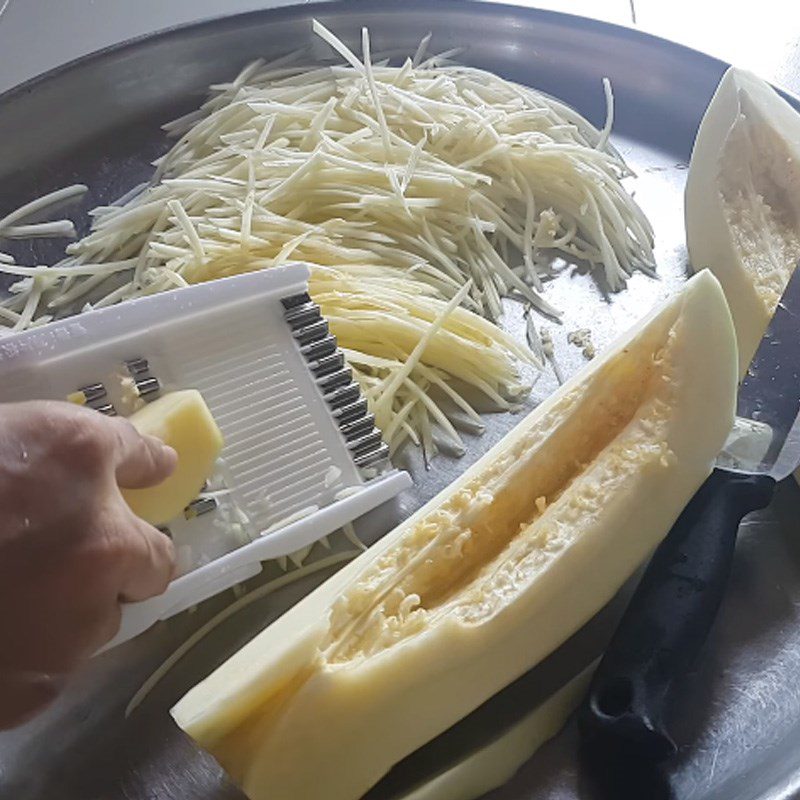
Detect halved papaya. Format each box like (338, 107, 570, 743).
(172, 271, 737, 800)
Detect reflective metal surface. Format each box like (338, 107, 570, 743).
(735, 265, 800, 478)
(0, 3, 799, 799)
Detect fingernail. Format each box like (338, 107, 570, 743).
(161, 443, 178, 470)
(142, 435, 178, 476)
(145, 434, 175, 459)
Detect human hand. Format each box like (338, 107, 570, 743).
(0, 400, 177, 729)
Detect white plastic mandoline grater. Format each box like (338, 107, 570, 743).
(0, 263, 411, 648)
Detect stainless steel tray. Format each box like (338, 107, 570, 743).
(1, 3, 799, 799)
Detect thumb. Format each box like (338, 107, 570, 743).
(110, 418, 178, 489)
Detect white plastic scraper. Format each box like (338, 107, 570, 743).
(0, 264, 411, 647)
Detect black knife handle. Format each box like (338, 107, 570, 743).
(580, 467, 776, 761)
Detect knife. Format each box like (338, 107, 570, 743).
(363, 269, 800, 800)
(580, 263, 800, 762)
(362, 585, 633, 800)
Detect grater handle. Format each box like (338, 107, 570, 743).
(99, 562, 264, 653)
(97, 470, 411, 653)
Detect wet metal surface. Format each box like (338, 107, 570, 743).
(0, 3, 799, 799)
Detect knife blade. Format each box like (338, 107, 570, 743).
(581, 262, 800, 762)
(362, 585, 633, 800)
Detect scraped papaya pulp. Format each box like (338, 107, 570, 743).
(172, 271, 738, 800)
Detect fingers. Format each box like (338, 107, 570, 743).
(111, 418, 177, 489)
(0, 401, 181, 716)
(117, 513, 176, 603)
(0, 672, 64, 730)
